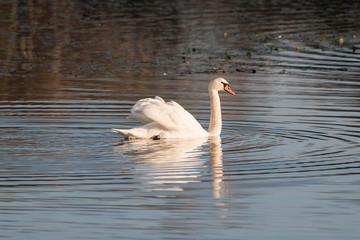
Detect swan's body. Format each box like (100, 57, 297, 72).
(112, 78, 235, 139)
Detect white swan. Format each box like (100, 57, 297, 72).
(112, 78, 235, 139)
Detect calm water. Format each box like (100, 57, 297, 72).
(1, 0, 360, 239)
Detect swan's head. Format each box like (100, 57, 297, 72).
(209, 78, 236, 95)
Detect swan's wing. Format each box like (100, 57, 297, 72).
(130, 96, 205, 132)
(130, 96, 165, 125)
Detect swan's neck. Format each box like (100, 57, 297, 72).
(208, 89, 222, 136)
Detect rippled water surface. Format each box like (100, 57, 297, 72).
(1, 0, 360, 239)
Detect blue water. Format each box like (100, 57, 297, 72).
(1, 0, 360, 239)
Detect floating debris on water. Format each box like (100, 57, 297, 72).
(296, 45, 300, 51)
(213, 67, 226, 73)
(320, 34, 329, 40)
(224, 32, 229, 38)
(269, 46, 280, 54)
(339, 36, 344, 47)
(236, 68, 256, 73)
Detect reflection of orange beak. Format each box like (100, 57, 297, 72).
(224, 85, 236, 95)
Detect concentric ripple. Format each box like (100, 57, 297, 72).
(1, 0, 360, 239)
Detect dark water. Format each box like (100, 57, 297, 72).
(1, 0, 360, 239)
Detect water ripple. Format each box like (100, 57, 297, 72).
(1, 1, 360, 239)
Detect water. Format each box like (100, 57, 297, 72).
(1, 0, 360, 239)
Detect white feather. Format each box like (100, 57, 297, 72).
(113, 96, 207, 139)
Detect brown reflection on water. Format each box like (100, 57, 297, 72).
(2, 0, 360, 101)
(0, 1, 184, 101)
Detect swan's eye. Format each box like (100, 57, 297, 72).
(222, 82, 228, 88)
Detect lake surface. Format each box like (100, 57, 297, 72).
(1, 0, 360, 239)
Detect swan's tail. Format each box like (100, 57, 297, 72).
(112, 128, 159, 139)
(112, 123, 162, 139)
(112, 128, 135, 139)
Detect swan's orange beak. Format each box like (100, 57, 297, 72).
(224, 84, 236, 95)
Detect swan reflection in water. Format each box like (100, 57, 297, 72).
(114, 136, 227, 198)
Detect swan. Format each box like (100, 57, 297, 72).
(112, 78, 235, 139)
